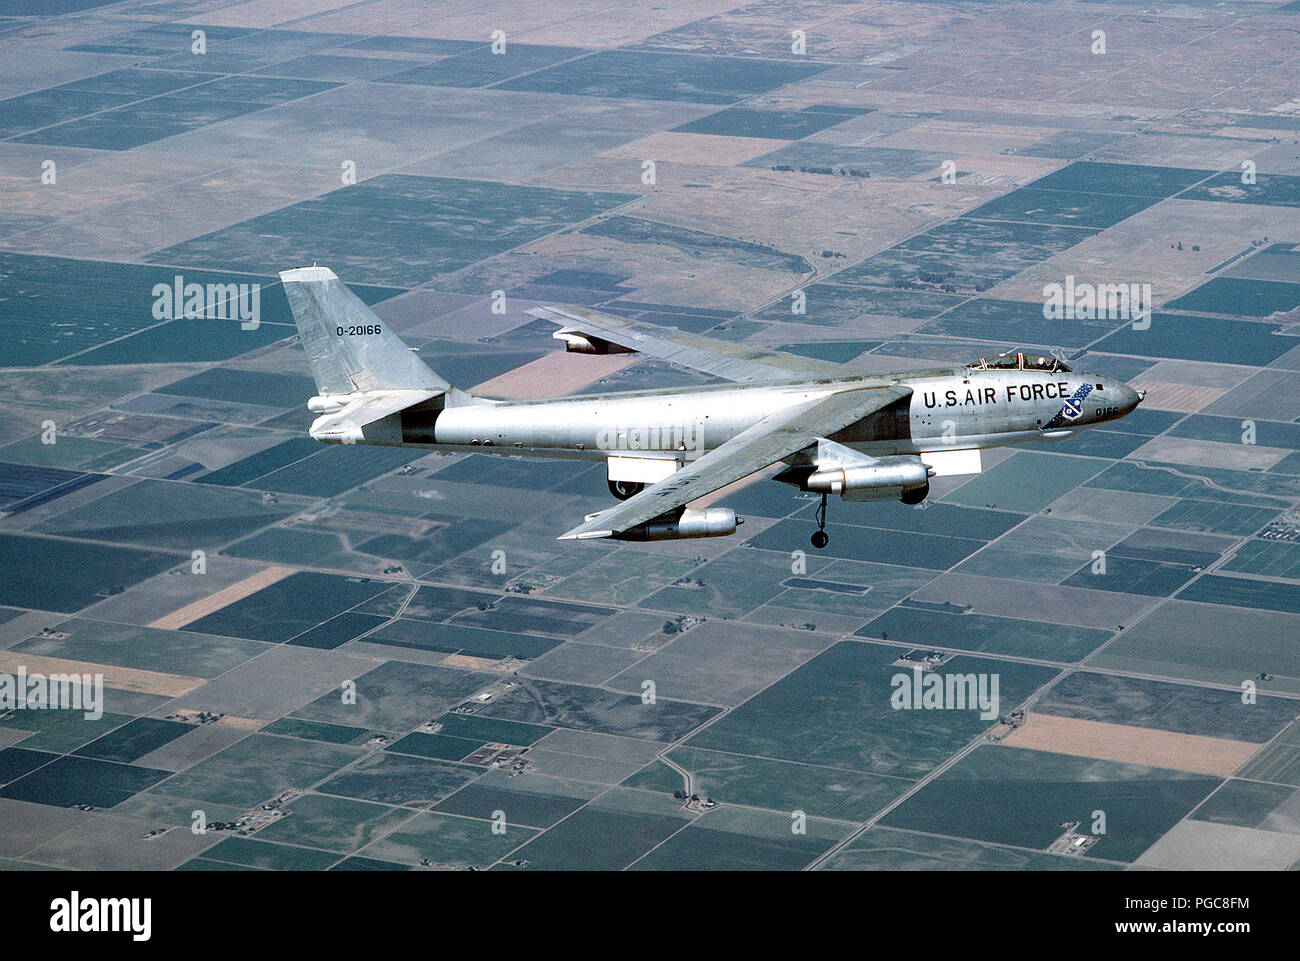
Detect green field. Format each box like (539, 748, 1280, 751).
(688, 641, 1059, 778)
(880, 745, 1219, 862)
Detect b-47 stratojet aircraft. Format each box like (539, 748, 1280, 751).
(281, 266, 1144, 548)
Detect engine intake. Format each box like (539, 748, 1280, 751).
(554, 330, 635, 355)
(612, 507, 740, 541)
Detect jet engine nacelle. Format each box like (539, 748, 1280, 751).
(554, 330, 635, 355)
(307, 394, 350, 415)
(806, 456, 930, 501)
(613, 508, 740, 541)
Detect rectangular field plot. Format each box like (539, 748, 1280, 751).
(748, 520, 984, 570)
(251, 445, 426, 497)
(1027, 161, 1212, 199)
(361, 810, 538, 868)
(0, 87, 136, 139)
(0, 754, 170, 809)
(1222, 540, 1300, 579)
(433, 769, 599, 829)
(919, 297, 1116, 349)
(152, 175, 637, 288)
(754, 282, 964, 325)
(629, 806, 848, 870)
(662, 746, 909, 823)
(1094, 313, 1298, 365)
(160, 733, 362, 808)
(744, 141, 945, 179)
(0, 461, 102, 513)
(1033, 671, 1298, 743)
(1189, 779, 1299, 831)
(59, 67, 222, 98)
(499, 789, 693, 870)
(823, 826, 1113, 870)
(687, 641, 1058, 778)
(1176, 574, 1300, 615)
(0, 711, 131, 756)
(198, 836, 339, 871)
(449, 595, 614, 638)
(183, 571, 392, 643)
(367, 620, 563, 660)
(74, 718, 190, 764)
(497, 50, 831, 105)
(880, 744, 1219, 862)
(463, 676, 721, 743)
(1090, 601, 1300, 694)
(14, 94, 266, 150)
(1168, 414, 1300, 451)
(254, 792, 410, 854)
(197, 438, 321, 488)
(1177, 171, 1300, 207)
(315, 752, 479, 807)
(857, 604, 1111, 662)
(963, 186, 1156, 229)
(13, 618, 268, 679)
(1060, 555, 1197, 597)
(352, 520, 516, 578)
(0, 533, 178, 613)
(833, 218, 1097, 293)
(1148, 498, 1280, 537)
(382, 44, 582, 88)
(286, 612, 388, 650)
(0, 254, 324, 367)
(68, 316, 295, 367)
(158, 368, 316, 410)
(292, 660, 492, 733)
(33, 478, 291, 551)
(1236, 720, 1300, 787)
(945, 451, 1107, 512)
(674, 105, 856, 140)
(1164, 277, 1300, 317)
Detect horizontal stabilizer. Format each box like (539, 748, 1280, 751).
(308, 388, 439, 445)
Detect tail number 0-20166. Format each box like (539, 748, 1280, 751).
(337, 325, 382, 336)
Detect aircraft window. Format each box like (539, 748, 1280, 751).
(972, 351, 1070, 372)
(1024, 354, 1070, 372)
(988, 353, 1020, 369)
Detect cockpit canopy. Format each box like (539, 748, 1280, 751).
(969, 350, 1070, 373)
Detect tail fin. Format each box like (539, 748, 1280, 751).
(279, 266, 453, 396)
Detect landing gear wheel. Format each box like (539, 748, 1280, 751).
(811, 492, 829, 548)
(608, 479, 644, 501)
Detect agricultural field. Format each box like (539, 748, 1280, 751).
(0, 0, 1296, 872)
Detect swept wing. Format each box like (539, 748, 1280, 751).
(527, 305, 859, 384)
(559, 385, 911, 540)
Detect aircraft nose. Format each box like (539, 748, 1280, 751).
(1118, 382, 1142, 412)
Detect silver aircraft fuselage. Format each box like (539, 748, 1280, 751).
(359, 365, 1143, 461)
(282, 266, 1145, 544)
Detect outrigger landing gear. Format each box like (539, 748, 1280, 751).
(811, 492, 830, 549)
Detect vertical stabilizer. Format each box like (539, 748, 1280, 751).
(279, 266, 452, 396)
